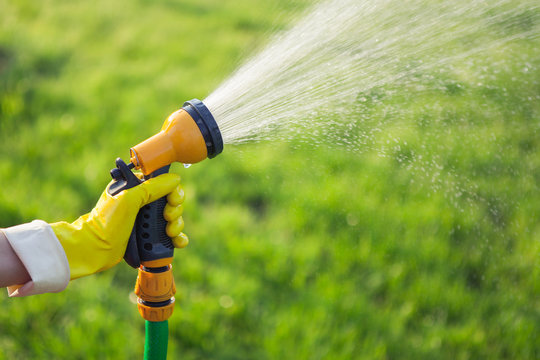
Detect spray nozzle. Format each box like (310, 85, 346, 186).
(129, 99, 223, 175)
(107, 98, 223, 269)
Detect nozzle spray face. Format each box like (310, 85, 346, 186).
(130, 99, 223, 175)
(183, 99, 223, 159)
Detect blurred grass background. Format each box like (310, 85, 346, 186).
(0, 0, 539, 359)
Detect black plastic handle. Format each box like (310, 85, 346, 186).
(109, 158, 173, 268)
(133, 165, 174, 266)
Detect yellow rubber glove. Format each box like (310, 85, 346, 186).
(51, 173, 188, 280)
(165, 183, 189, 249)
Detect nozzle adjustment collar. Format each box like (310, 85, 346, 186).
(182, 99, 223, 158)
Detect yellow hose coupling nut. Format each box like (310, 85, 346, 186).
(137, 298, 175, 322)
(135, 264, 176, 321)
(135, 264, 176, 302)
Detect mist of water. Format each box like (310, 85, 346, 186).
(203, 0, 539, 254)
(204, 0, 539, 147)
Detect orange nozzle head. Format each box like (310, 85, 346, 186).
(129, 99, 223, 175)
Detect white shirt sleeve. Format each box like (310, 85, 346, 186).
(3, 220, 70, 297)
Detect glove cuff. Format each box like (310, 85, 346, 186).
(3, 220, 70, 297)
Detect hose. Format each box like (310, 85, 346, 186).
(144, 320, 169, 360)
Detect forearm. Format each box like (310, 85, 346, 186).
(0, 229, 30, 288)
(1, 221, 70, 296)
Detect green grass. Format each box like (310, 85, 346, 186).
(0, 0, 539, 359)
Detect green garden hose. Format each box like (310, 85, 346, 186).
(144, 320, 169, 360)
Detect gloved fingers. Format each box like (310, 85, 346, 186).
(164, 203, 184, 222)
(171, 232, 189, 249)
(167, 184, 185, 206)
(166, 216, 185, 238)
(135, 173, 181, 205)
(164, 184, 187, 247)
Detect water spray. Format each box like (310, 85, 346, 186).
(108, 99, 223, 359)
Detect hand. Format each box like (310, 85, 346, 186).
(165, 184, 189, 249)
(51, 173, 187, 279)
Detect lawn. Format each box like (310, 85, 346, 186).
(0, 0, 538, 359)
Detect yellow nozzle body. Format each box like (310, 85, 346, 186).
(130, 99, 223, 175)
(130, 109, 207, 175)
